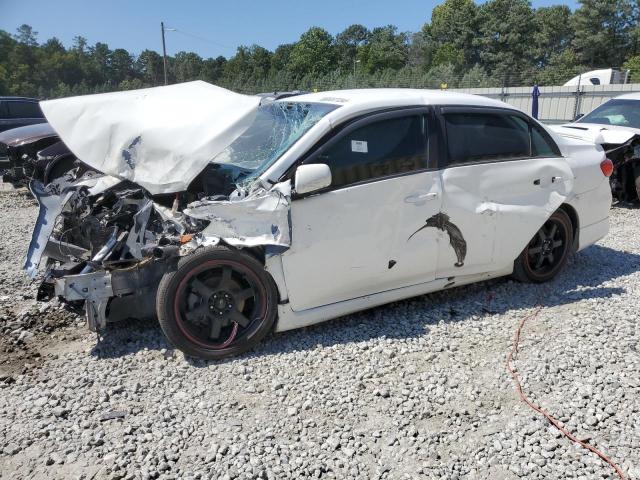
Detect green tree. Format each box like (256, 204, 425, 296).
(572, 0, 635, 66)
(288, 27, 335, 76)
(427, 0, 479, 67)
(622, 55, 640, 82)
(460, 64, 494, 87)
(533, 6, 574, 67)
(136, 49, 164, 86)
(110, 48, 135, 84)
(8, 24, 39, 95)
(201, 56, 227, 83)
(89, 42, 112, 85)
(361, 25, 408, 73)
(335, 24, 370, 71)
(537, 49, 584, 85)
(406, 31, 435, 70)
(475, 0, 537, 84)
(172, 51, 204, 83)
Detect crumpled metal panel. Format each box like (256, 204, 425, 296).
(39, 81, 260, 195)
(184, 181, 291, 247)
(23, 173, 121, 277)
(24, 181, 74, 278)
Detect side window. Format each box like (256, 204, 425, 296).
(310, 115, 427, 188)
(6, 101, 44, 119)
(531, 124, 560, 157)
(444, 112, 530, 164)
(0, 102, 6, 119)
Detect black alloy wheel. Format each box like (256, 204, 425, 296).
(513, 209, 573, 283)
(157, 246, 278, 359)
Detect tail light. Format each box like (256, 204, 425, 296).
(600, 158, 614, 177)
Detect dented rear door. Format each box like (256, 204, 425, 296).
(436, 108, 573, 278)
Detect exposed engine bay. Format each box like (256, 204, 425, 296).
(27, 165, 290, 332)
(18, 81, 309, 335)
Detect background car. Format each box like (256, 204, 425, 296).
(0, 96, 46, 133)
(0, 122, 80, 185)
(551, 93, 640, 202)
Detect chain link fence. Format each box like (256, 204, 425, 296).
(223, 67, 640, 124)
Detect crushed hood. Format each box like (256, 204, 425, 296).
(40, 81, 261, 195)
(550, 123, 640, 146)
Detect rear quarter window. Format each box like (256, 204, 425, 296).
(531, 124, 561, 157)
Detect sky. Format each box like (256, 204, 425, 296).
(1, 0, 580, 59)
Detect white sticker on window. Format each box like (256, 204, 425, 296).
(351, 140, 368, 153)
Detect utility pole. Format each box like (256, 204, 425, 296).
(161, 21, 168, 85)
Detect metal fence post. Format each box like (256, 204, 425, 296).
(572, 78, 583, 121)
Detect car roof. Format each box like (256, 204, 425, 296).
(614, 92, 640, 101)
(276, 88, 509, 110)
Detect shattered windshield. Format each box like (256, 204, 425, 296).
(211, 101, 338, 177)
(577, 99, 640, 129)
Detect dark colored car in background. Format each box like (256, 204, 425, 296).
(0, 97, 46, 133)
(0, 122, 81, 185)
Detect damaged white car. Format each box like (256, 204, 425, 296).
(26, 82, 612, 359)
(552, 93, 640, 203)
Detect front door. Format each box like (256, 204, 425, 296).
(281, 110, 444, 311)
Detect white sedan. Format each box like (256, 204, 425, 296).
(28, 84, 612, 359)
(552, 92, 640, 202)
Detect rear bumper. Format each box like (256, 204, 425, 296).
(578, 217, 609, 251)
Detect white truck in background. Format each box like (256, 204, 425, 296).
(564, 68, 630, 87)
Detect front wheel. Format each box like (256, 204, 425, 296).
(512, 209, 573, 283)
(156, 246, 278, 360)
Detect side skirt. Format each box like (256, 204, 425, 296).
(274, 265, 513, 332)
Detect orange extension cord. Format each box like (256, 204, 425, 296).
(506, 305, 626, 480)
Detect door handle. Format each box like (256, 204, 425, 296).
(534, 176, 563, 187)
(404, 192, 438, 204)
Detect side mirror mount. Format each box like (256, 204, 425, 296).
(294, 164, 332, 195)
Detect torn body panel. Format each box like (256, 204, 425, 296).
(26, 166, 292, 331)
(183, 181, 291, 248)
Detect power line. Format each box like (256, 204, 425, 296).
(170, 28, 236, 52)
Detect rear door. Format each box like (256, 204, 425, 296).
(435, 107, 573, 278)
(281, 108, 444, 311)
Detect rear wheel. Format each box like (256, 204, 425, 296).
(513, 209, 573, 283)
(156, 246, 278, 359)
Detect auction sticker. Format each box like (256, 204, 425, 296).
(351, 140, 368, 153)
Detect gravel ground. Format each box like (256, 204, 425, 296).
(0, 188, 638, 480)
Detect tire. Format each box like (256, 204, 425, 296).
(513, 209, 573, 283)
(156, 246, 278, 360)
